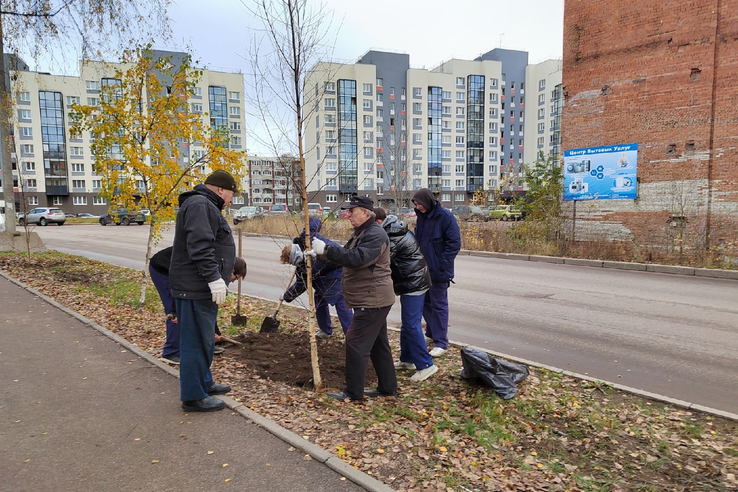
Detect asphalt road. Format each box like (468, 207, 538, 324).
(31, 224, 738, 414)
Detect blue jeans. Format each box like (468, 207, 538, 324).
(175, 298, 217, 401)
(149, 266, 179, 358)
(399, 293, 434, 370)
(315, 287, 353, 335)
(423, 281, 449, 349)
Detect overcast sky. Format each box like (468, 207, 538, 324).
(165, 0, 564, 72)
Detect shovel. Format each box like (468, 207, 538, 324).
(231, 229, 248, 326)
(260, 269, 296, 333)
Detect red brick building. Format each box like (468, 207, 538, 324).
(562, 0, 738, 264)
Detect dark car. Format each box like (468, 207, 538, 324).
(451, 205, 488, 221)
(99, 208, 146, 226)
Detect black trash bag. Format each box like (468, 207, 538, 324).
(458, 347, 529, 400)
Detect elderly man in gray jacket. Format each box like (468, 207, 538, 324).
(312, 195, 397, 402)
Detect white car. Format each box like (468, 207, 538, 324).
(19, 207, 66, 226)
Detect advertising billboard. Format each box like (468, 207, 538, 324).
(563, 143, 638, 201)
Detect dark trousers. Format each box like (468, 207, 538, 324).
(316, 286, 354, 335)
(149, 266, 179, 358)
(423, 281, 449, 349)
(175, 298, 217, 401)
(399, 293, 434, 370)
(343, 305, 397, 400)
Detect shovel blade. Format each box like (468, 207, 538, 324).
(260, 316, 280, 333)
(231, 314, 248, 326)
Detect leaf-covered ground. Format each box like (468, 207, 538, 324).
(2, 251, 736, 492)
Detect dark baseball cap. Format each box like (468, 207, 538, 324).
(340, 195, 374, 211)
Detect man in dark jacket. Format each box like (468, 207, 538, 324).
(311, 195, 397, 402)
(377, 210, 438, 382)
(412, 188, 461, 357)
(169, 170, 238, 412)
(282, 217, 353, 337)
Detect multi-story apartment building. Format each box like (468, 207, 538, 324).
(304, 49, 562, 209)
(244, 155, 302, 211)
(3, 50, 246, 216)
(524, 59, 564, 165)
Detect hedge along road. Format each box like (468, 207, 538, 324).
(31, 224, 738, 415)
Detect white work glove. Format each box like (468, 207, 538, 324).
(289, 243, 305, 266)
(311, 238, 326, 255)
(208, 278, 228, 304)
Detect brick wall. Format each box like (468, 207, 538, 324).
(562, 0, 738, 264)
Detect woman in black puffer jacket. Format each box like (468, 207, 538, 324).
(380, 213, 438, 382)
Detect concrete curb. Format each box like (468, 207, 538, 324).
(459, 248, 738, 280)
(0, 270, 396, 492)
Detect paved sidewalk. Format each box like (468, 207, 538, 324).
(0, 274, 391, 492)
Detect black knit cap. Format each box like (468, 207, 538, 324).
(340, 194, 373, 211)
(205, 170, 238, 193)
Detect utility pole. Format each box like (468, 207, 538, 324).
(0, 20, 17, 235)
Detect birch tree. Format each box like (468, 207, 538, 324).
(1, 0, 171, 234)
(70, 46, 247, 307)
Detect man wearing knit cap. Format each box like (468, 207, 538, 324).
(169, 169, 239, 412)
(311, 194, 398, 402)
(411, 188, 461, 357)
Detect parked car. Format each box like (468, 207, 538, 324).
(307, 203, 323, 216)
(65, 213, 77, 218)
(19, 207, 66, 226)
(451, 205, 488, 221)
(99, 208, 146, 226)
(488, 205, 523, 221)
(266, 203, 290, 215)
(233, 206, 262, 224)
(76, 213, 97, 219)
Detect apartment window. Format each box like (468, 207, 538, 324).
(325, 194, 337, 203)
(363, 131, 373, 142)
(538, 123, 545, 132)
(412, 133, 422, 144)
(362, 83, 372, 94)
(538, 108, 545, 118)
(92, 179, 102, 190)
(442, 106, 451, 115)
(489, 151, 497, 160)
(456, 92, 465, 101)
(230, 121, 241, 131)
(25, 178, 37, 188)
(442, 120, 451, 130)
(376, 93, 383, 102)
(489, 136, 498, 145)
(87, 97, 99, 106)
(442, 179, 451, 187)
(455, 136, 465, 144)
(231, 136, 242, 146)
(490, 78, 498, 88)
(364, 161, 373, 172)
(413, 149, 423, 159)
(538, 79, 546, 91)
(69, 146, 83, 156)
(363, 99, 372, 110)
(29, 196, 39, 205)
(20, 91, 31, 102)
(454, 164, 464, 173)
(324, 98, 335, 109)
(538, 94, 545, 105)
(413, 87, 422, 97)
(71, 163, 84, 172)
(489, 122, 498, 132)
(73, 196, 88, 205)
(86, 80, 100, 91)
(456, 107, 465, 116)
(455, 121, 465, 130)
(442, 135, 451, 144)
(229, 106, 240, 116)
(21, 144, 34, 154)
(413, 102, 422, 112)
(376, 78, 383, 87)
(192, 103, 203, 113)
(443, 164, 451, 173)
(442, 150, 451, 158)
(455, 150, 465, 159)
(24, 161, 36, 172)
(538, 136, 545, 147)
(228, 91, 240, 101)
(19, 109, 31, 120)
(442, 91, 451, 100)
(72, 179, 85, 189)
(413, 117, 422, 128)
(67, 96, 80, 106)
(192, 86, 202, 96)
(456, 77, 465, 86)
(490, 108, 498, 118)
(325, 113, 336, 124)
(489, 93, 498, 104)
(455, 179, 464, 187)
(325, 130, 336, 140)
(363, 147, 373, 158)
(21, 127, 33, 137)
